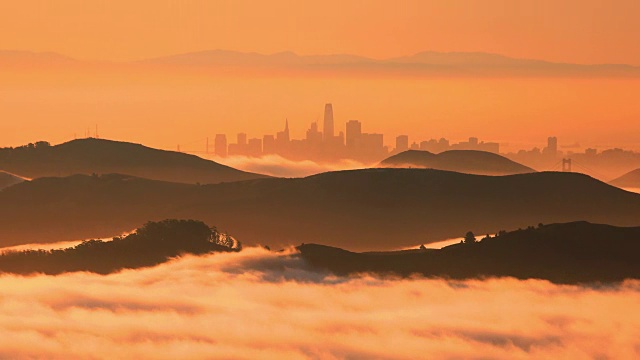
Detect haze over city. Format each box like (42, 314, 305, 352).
(1, 1, 640, 359)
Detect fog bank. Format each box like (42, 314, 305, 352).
(0, 248, 637, 359)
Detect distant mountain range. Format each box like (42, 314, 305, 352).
(610, 168, 640, 189)
(296, 221, 640, 284)
(379, 150, 535, 175)
(0, 50, 78, 67)
(0, 138, 268, 184)
(1, 169, 639, 250)
(2, 49, 639, 77)
(0, 171, 26, 190)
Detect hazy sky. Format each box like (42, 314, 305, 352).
(2, 0, 640, 64)
(2, 1, 640, 154)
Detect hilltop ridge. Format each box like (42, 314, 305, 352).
(0, 168, 639, 250)
(0, 138, 268, 184)
(379, 149, 535, 175)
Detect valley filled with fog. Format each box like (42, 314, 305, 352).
(0, 248, 637, 359)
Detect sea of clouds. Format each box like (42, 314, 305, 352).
(212, 154, 369, 177)
(0, 247, 638, 359)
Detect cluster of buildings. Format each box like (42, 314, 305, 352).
(212, 104, 500, 163)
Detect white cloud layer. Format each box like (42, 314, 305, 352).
(0, 247, 638, 359)
(212, 154, 371, 177)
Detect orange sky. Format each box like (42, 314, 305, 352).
(1, 1, 640, 154)
(1, 0, 640, 64)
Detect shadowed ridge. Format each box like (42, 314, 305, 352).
(0, 171, 26, 190)
(610, 168, 640, 188)
(0, 219, 239, 275)
(379, 149, 535, 175)
(0, 168, 639, 250)
(0, 138, 270, 184)
(296, 221, 640, 284)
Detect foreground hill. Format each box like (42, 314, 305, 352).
(0, 138, 267, 184)
(610, 168, 640, 189)
(0, 171, 25, 190)
(0, 169, 639, 250)
(379, 150, 535, 175)
(297, 222, 640, 284)
(0, 219, 238, 275)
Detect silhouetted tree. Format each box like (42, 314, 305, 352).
(0, 219, 239, 275)
(464, 231, 476, 244)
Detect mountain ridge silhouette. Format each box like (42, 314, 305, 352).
(1, 168, 639, 250)
(0, 138, 268, 184)
(296, 221, 640, 284)
(610, 168, 640, 188)
(379, 149, 535, 175)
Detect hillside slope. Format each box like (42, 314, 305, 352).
(610, 168, 640, 189)
(380, 150, 535, 175)
(0, 171, 26, 190)
(297, 221, 640, 284)
(0, 169, 639, 250)
(0, 138, 268, 184)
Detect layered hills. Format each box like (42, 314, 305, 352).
(297, 221, 640, 284)
(0, 219, 238, 275)
(610, 168, 640, 189)
(379, 150, 535, 175)
(0, 169, 639, 251)
(0, 138, 267, 184)
(0, 171, 25, 190)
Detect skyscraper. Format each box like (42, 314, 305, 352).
(395, 135, 409, 152)
(544, 136, 558, 157)
(346, 120, 362, 149)
(263, 135, 276, 154)
(323, 103, 334, 142)
(237, 133, 247, 146)
(214, 134, 227, 157)
(306, 122, 322, 146)
(276, 119, 290, 143)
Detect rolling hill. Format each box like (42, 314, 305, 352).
(610, 168, 640, 189)
(0, 138, 268, 184)
(0, 169, 639, 250)
(296, 221, 640, 284)
(0, 171, 26, 190)
(379, 150, 535, 175)
(0, 219, 238, 275)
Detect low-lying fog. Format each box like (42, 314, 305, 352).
(211, 154, 370, 177)
(1, 247, 637, 359)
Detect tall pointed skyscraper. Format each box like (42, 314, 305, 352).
(323, 103, 334, 142)
(284, 118, 290, 142)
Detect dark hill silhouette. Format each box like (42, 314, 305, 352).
(610, 168, 640, 189)
(0, 138, 268, 184)
(0, 219, 239, 275)
(1, 169, 640, 251)
(296, 221, 640, 284)
(0, 171, 25, 190)
(379, 150, 535, 175)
